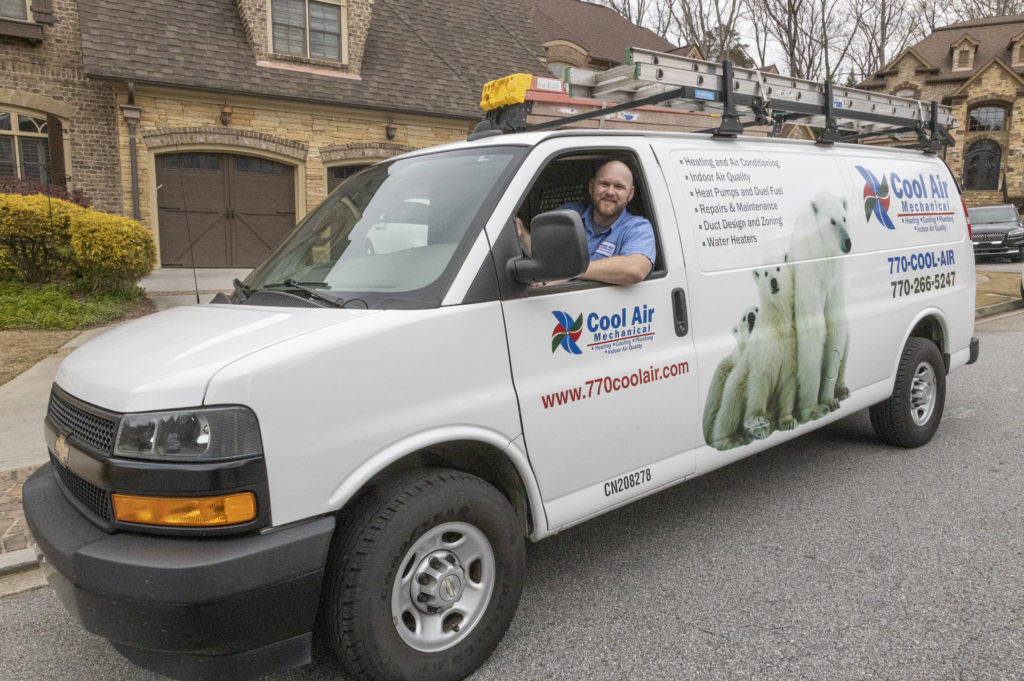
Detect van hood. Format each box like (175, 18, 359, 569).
(56, 304, 375, 413)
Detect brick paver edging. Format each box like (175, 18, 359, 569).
(0, 465, 41, 555)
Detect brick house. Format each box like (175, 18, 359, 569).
(1, 0, 544, 267)
(859, 15, 1024, 207)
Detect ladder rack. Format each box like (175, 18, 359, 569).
(476, 47, 956, 150)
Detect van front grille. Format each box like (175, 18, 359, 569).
(47, 389, 118, 454)
(51, 453, 114, 522)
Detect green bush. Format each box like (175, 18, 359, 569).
(0, 193, 156, 292)
(70, 210, 157, 293)
(0, 193, 82, 284)
(0, 281, 148, 330)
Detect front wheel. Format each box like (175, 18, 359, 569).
(869, 337, 946, 447)
(319, 469, 525, 681)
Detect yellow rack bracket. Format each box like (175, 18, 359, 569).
(480, 73, 535, 111)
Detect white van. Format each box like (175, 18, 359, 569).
(25, 68, 978, 681)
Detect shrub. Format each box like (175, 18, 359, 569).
(0, 193, 84, 283)
(69, 210, 156, 292)
(0, 176, 92, 208)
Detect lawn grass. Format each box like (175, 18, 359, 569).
(0, 281, 154, 330)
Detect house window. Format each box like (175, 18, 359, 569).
(955, 47, 973, 69)
(895, 87, 917, 98)
(327, 163, 369, 193)
(0, 0, 29, 20)
(963, 139, 1001, 190)
(968, 106, 1007, 132)
(271, 0, 346, 62)
(0, 110, 50, 183)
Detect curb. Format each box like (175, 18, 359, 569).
(976, 299, 1024, 318)
(0, 547, 38, 576)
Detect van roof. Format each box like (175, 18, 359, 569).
(391, 128, 951, 162)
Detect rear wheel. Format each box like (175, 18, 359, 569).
(869, 337, 946, 448)
(320, 469, 525, 681)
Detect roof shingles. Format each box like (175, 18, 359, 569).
(77, 0, 547, 119)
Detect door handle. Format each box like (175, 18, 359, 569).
(671, 288, 689, 337)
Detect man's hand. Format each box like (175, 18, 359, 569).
(515, 216, 531, 256)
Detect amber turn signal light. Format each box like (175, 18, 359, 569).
(112, 492, 257, 527)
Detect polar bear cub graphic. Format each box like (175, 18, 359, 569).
(789, 193, 852, 422)
(711, 265, 797, 448)
(702, 305, 757, 446)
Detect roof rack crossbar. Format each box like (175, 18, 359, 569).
(480, 49, 957, 147)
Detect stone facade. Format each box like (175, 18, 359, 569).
(0, 0, 121, 212)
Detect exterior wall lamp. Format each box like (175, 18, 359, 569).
(220, 105, 233, 126)
(385, 122, 397, 140)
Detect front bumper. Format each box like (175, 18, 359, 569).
(24, 464, 335, 681)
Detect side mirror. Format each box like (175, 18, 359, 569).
(508, 210, 589, 284)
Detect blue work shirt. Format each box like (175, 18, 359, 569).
(562, 201, 656, 266)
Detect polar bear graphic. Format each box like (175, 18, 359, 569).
(702, 304, 757, 445)
(710, 265, 797, 449)
(789, 193, 852, 422)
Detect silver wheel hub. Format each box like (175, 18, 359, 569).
(909, 361, 937, 426)
(412, 551, 466, 613)
(391, 521, 495, 653)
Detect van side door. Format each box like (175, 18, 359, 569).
(493, 140, 700, 530)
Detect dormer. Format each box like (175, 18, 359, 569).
(1009, 31, 1024, 67)
(236, 0, 374, 76)
(951, 34, 980, 72)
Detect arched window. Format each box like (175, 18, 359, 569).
(963, 139, 1002, 190)
(0, 109, 50, 183)
(968, 106, 1007, 132)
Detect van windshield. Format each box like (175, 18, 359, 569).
(967, 205, 1020, 224)
(244, 147, 523, 308)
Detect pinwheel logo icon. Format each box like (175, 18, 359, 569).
(551, 311, 583, 354)
(856, 166, 896, 230)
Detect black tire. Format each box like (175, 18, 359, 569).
(869, 337, 946, 448)
(319, 469, 525, 681)
(1013, 247, 1024, 263)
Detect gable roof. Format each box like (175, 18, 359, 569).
(948, 56, 1024, 99)
(529, 0, 677, 65)
(76, 0, 547, 120)
(861, 15, 1024, 88)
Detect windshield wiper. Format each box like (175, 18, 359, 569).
(260, 279, 345, 308)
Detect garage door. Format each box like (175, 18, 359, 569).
(156, 152, 296, 267)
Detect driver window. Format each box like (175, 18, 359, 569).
(515, 152, 662, 277)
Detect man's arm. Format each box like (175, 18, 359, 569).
(579, 253, 652, 285)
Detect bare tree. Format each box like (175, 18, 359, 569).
(744, 0, 823, 78)
(588, 0, 675, 38)
(948, 0, 1024, 20)
(664, 0, 748, 61)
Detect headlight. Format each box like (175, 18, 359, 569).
(115, 406, 262, 461)
(1007, 227, 1024, 238)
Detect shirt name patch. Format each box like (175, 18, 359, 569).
(596, 240, 616, 257)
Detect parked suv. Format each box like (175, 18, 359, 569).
(968, 204, 1024, 262)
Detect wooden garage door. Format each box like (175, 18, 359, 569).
(156, 152, 296, 267)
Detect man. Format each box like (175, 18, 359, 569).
(517, 160, 656, 285)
